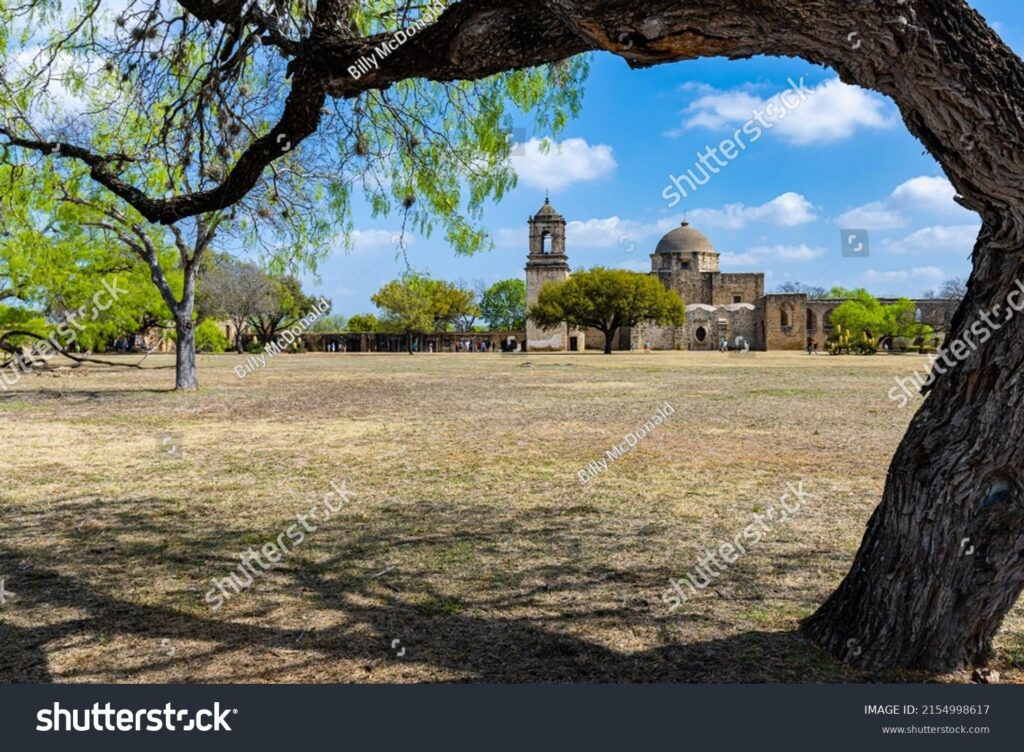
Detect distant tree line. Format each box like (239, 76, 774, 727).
(775, 278, 967, 300)
(346, 275, 528, 339)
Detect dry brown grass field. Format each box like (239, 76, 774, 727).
(0, 350, 1020, 683)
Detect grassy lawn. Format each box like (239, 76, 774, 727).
(1, 350, 1020, 683)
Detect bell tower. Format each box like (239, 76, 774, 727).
(525, 195, 573, 351)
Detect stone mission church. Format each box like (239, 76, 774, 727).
(524, 197, 956, 352)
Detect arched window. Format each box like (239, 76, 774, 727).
(807, 309, 817, 332)
(695, 326, 707, 343)
(542, 232, 552, 254)
(780, 308, 791, 327)
(915, 307, 923, 323)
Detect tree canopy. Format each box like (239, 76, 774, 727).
(775, 281, 828, 298)
(345, 313, 380, 333)
(529, 267, 685, 354)
(479, 278, 527, 330)
(829, 290, 932, 352)
(248, 275, 321, 346)
(0, 0, 588, 253)
(370, 274, 433, 352)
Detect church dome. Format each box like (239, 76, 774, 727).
(655, 221, 714, 254)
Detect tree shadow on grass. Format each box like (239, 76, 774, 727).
(0, 494, 893, 684)
(0, 387, 178, 405)
(0, 548, 854, 683)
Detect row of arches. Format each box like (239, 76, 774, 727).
(780, 307, 924, 330)
(778, 307, 832, 331)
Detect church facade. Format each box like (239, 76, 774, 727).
(524, 198, 957, 352)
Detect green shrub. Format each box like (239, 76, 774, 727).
(195, 319, 229, 352)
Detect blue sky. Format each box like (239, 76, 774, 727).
(308, 0, 1020, 317)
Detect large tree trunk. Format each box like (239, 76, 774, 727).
(802, 221, 1024, 670)
(602, 329, 614, 355)
(174, 314, 198, 391)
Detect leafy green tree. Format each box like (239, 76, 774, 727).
(529, 267, 685, 354)
(346, 314, 380, 333)
(831, 291, 932, 350)
(195, 319, 230, 353)
(197, 254, 276, 353)
(428, 279, 478, 331)
(823, 286, 868, 299)
(310, 313, 348, 333)
(0, 164, 181, 358)
(0, 103, 315, 388)
(480, 279, 527, 330)
(830, 290, 886, 341)
(248, 277, 321, 345)
(371, 275, 434, 353)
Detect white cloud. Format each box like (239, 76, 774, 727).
(334, 229, 412, 256)
(689, 192, 817, 229)
(721, 243, 824, 268)
(771, 78, 895, 145)
(862, 266, 945, 283)
(492, 227, 522, 248)
(511, 137, 616, 189)
(882, 224, 980, 255)
(719, 252, 760, 268)
(836, 176, 976, 229)
(680, 91, 763, 131)
(670, 77, 895, 145)
(749, 244, 825, 262)
(565, 216, 651, 248)
(890, 176, 960, 211)
(834, 203, 907, 230)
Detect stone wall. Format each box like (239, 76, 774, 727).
(710, 272, 764, 306)
(681, 304, 761, 350)
(631, 322, 681, 350)
(880, 297, 959, 333)
(584, 326, 629, 350)
(764, 293, 808, 350)
(632, 303, 761, 351)
(667, 267, 714, 309)
(805, 300, 835, 343)
(525, 263, 569, 351)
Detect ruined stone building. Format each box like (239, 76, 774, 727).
(523, 197, 957, 352)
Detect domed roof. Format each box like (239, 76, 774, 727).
(655, 221, 714, 255)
